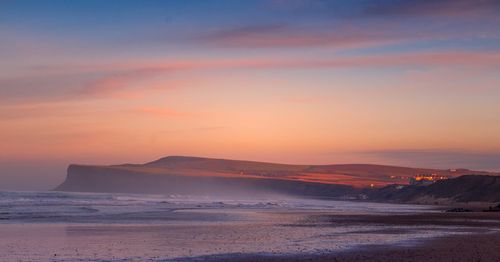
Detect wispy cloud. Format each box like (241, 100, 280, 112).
(3, 50, 498, 103)
(78, 51, 499, 99)
(362, 0, 500, 18)
(265, 0, 500, 19)
(196, 19, 498, 50)
(198, 23, 406, 49)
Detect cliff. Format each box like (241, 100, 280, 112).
(54, 163, 355, 197)
(55, 156, 498, 199)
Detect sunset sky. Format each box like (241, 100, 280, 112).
(1, 0, 500, 190)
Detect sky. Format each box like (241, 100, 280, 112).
(1, 0, 500, 190)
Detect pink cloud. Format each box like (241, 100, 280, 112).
(82, 51, 500, 97)
(3, 50, 498, 103)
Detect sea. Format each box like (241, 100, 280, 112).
(0, 191, 495, 261)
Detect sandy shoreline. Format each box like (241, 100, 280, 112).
(169, 212, 500, 262)
(176, 232, 500, 262)
(1, 192, 499, 261)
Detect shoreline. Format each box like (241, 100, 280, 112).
(166, 211, 500, 261)
(2, 191, 499, 261)
(171, 231, 500, 261)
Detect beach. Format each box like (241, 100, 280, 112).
(0, 191, 499, 261)
(195, 232, 500, 262)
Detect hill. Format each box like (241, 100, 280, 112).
(369, 175, 500, 203)
(54, 155, 497, 198)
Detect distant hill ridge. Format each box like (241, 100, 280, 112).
(55, 156, 499, 202)
(140, 155, 489, 179)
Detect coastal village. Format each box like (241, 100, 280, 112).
(409, 174, 449, 186)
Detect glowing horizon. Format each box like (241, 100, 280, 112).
(1, 0, 500, 190)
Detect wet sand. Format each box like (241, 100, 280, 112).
(2, 209, 499, 261)
(170, 211, 500, 262)
(192, 232, 500, 262)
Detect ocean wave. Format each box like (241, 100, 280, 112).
(0, 190, 436, 224)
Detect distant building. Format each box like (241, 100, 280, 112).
(409, 174, 448, 186)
